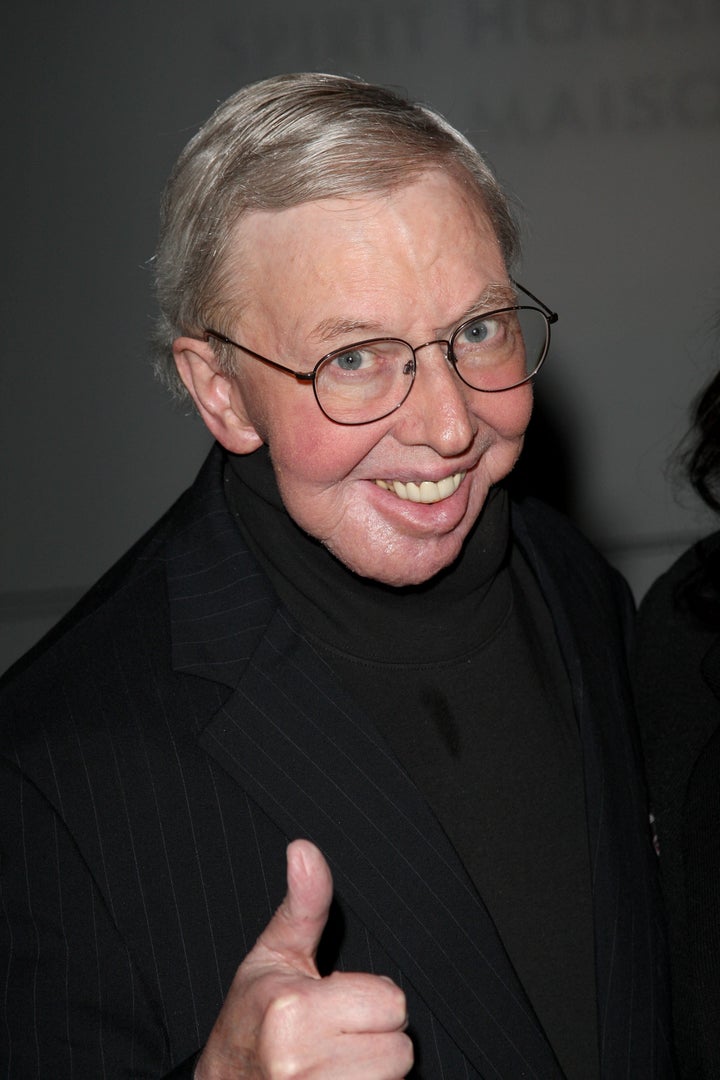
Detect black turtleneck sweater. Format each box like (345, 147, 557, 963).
(224, 446, 598, 1080)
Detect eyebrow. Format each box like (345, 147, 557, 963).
(311, 317, 383, 345)
(309, 282, 518, 346)
(458, 282, 518, 319)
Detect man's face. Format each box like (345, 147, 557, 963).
(220, 171, 533, 586)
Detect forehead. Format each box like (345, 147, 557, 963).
(225, 172, 507, 341)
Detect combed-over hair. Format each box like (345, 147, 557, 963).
(152, 72, 520, 396)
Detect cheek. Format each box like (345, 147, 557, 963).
(474, 384, 534, 442)
(267, 408, 381, 490)
(471, 386, 533, 485)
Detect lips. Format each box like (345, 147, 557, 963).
(374, 471, 466, 504)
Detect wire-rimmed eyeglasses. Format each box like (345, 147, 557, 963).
(203, 280, 558, 426)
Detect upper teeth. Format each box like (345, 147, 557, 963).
(375, 472, 465, 504)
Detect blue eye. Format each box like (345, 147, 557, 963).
(461, 317, 497, 345)
(333, 349, 366, 371)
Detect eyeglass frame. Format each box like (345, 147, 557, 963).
(202, 279, 558, 426)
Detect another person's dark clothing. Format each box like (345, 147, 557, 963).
(636, 533, 720, 1080)
(0, 444, 674, 1078)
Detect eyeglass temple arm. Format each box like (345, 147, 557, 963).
(511, 279, 559, 324)
(203, 329, 316, 382)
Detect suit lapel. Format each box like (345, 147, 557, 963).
(197, 605, 562, 1078)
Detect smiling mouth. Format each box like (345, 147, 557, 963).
(374, 472, 466, 504)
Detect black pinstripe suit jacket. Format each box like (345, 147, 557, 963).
(0, 444, 674, 1078)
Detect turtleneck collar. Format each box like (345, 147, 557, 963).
(223, 444, 513, 666)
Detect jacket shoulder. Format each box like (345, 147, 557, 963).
(0, 449, 232, 745)
(2, 491, 183, 688)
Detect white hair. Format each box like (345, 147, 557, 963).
(152, 72, 520, 396)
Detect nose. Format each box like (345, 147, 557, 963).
(391, 341, 476, 455)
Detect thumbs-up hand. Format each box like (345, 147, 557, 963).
(194, 839, 414, 1079)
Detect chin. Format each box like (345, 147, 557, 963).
(336, 537, 466, 588)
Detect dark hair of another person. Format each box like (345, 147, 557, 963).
(679, 357, 720, 624)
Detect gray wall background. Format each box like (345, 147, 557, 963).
(3, 0, 720, 672)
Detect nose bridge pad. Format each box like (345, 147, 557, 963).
(413, 338, 452, 380)
(414, 337, 450, 360)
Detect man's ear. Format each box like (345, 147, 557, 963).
(172, 337, 264, 454)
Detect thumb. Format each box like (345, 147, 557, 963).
(257, 839, 334, 975)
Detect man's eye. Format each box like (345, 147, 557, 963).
(332, 349, 368, 371)
(328, 352, 379, 378)
(460, 317, 500, 345)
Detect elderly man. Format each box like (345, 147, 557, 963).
(1, 74, 672, 1078)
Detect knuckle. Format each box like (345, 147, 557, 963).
(383, 978, 408, 1019)
(263, 990, 305, 1034)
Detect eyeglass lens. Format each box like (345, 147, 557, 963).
(314, 306, 549, 424)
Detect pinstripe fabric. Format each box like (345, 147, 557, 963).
(0, 445, 674, 1078)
